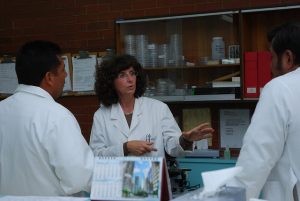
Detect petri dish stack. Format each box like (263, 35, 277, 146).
(158, 44, 169, 67)
(135, 34, 148, 67)
(124, 35, 136, 57)
(169, 34, 183, 67)
(147, 43, 158, 68)
(156, 78, 169, 96)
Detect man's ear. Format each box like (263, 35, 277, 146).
(282, 50, 296, 72)
(41, 71, 54, 88)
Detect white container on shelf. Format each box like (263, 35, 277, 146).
(211, 36, 225, 60)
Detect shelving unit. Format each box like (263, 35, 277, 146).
(241, 5, 300, 53)
(115, 9, 252, 150)
(151, 94, 238, 102)
(116, 10, 240, 99)
(143, 63, 240, 70)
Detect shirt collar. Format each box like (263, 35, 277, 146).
(14, 84, 54, 101)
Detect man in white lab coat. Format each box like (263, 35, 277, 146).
(228, 22, 300, 201)
(0, 41, 94, 196)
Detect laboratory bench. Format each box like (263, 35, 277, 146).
(176, 157, 237, 188)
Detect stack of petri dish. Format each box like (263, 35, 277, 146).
(169, 34, 183, 67)
(124, 35, 136, 57)
(156, 78, 169, 96)
(147, 43, 158, 68)
(158, 44, 169, 67)
(136, 34, 148, 67)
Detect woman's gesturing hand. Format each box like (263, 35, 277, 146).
(182, 122, 214, 142)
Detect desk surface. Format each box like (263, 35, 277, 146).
(177, 157, 237, 164)
(0, 196, 89, 201)
(176, 157, 237, 188)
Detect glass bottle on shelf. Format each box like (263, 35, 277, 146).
(211, 36, 225, 61)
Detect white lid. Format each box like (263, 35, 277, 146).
(212, 36, 223, 40)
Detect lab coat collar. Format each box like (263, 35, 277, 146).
(130, 97, 143, 131)
(15, 84, 55, 102)
(110, 101, 130, 137)
(110, 97, 143, 137)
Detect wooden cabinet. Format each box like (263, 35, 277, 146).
(241, 6, 300, 53)
(115, 5, 300, 151)
(116, 11, 241, 102)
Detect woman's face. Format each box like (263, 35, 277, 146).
(114, 67, 137, 98)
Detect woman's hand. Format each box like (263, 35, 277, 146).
(127, 140, 157, 156)
(182, 122, 214, 142)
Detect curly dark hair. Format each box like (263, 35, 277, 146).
(94, 54, 146, 106)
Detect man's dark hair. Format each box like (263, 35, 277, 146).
(15, 40, 62, 86)
(267, 22, 300, 65)
(94, 54, 146, 106)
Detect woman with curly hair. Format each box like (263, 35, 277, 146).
(89, 54, 214, 157)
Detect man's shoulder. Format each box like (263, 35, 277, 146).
(40, 98, 73, 117)
(265, 72, 296, 91)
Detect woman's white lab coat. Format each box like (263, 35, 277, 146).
(228, 68, 300, 201)
(90, 97, 187, 157)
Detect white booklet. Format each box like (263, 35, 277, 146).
(90, 156, 170, 201)
(0, 196, 88, 201)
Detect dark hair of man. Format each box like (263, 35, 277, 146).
(15, 40, 62, 86)
(94, 54, 146, 107)
(267, 21, 300, 66)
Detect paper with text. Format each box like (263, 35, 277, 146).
(0, 63, 18, 94)
(62, 55, 72, 92)
(220, 109, 250, 148)
(0, 196, 89, 201)
(72, 55, 96, 92)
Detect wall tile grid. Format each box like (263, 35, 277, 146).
(1, 0, 300, 141)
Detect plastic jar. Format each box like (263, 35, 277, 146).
(211, 37, 225, 60)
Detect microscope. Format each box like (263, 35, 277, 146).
(165, 153, 192, 194)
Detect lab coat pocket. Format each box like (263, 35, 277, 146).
(150, 134, 157, 143)
(149, 134, 158, 149)
(262, 168, 297, 201)
(286, 168, 297, 201)
(262, 181, 282, 201)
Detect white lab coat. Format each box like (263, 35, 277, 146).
(0, 84, 94, 196)
(228, 68, 300, 201)
(90, 97, 187, 157)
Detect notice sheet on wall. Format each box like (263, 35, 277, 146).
(62, 55, 72, 92)
(220, 109, 250, 148)
(0, 63, 18, 94)
(72, 55, 97, 92)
